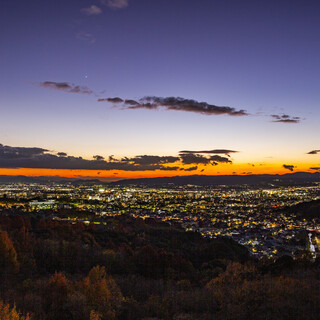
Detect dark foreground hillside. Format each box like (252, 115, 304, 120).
(279, 199, 320, 220)
(0, 210, 319, 320)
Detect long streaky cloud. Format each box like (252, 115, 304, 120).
(39, 81, 93, 95)
(100, 96, 248, 116)
(180, 149, 238, 155)
(98, 97, 124, 103)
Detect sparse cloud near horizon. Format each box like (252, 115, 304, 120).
(180, 166, 198, 172)
(100, 96, 248, 116)
(120, 155, 180, 166)
(179, 153, 232, 165)
(0, 143, 233, 172)
(93, 155, 105, 161)
(81, 5, 102, 15)
(283, 164, 296, 171)
(307, 150, 320, 155)
(310, 167, 320, 171)
(271, 114, 301, 123)
(38, 81, 94, 94)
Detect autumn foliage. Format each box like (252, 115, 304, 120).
(0, 300, 30, 320)
(0, 228, 19, 273)
(0, 212, 318, 320)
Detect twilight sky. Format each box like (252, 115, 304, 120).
(1, 0, 320, 180)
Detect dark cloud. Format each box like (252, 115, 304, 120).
(180, 153, 212, 165)
(158, 166, 180, 171)
(179, 151, 233, 165)
(0, 143, 48, 159)
(99, 96, 248, 116)
(271, 114, 301, 123)
(307, 150, 320, 155)
(210, 155, 232, 163)
(115, 155, 181, 171)
(138, 97, 248, 116)
(0, 144, 234, 172)
(93, 155, 105, 161)
(0, 144, 181, 172)
(39, 81, 93, 95)
(121, 155, 180, 166)
(283, 164, 295, 171)
(98, 97, 124, 103)
(180, 149, 238, 155)
(180, 166, 198, 172)
(124, 99, 139, 106)
(81, 5, 102, 15)
(310, 167, 320, 171)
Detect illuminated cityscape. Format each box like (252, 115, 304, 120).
(1, 182, 319, 258)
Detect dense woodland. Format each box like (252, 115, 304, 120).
(0, 209, 319, 320)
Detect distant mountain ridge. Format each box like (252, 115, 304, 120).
(110, 172, 320, 186)
(0, 175, 103, 185)
(1, 172, 320, 186)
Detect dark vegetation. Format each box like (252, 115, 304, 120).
(109, 172, 320, 187)
(280, 199, 320, 220)
(0, 209, 319, 320)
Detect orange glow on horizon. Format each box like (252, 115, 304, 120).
(0, 162, 317, 181)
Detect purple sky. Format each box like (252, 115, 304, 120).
(1, 0, 320, 176)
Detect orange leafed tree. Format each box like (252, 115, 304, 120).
(0, 300, 31, 320)
(82, 265, 122, 319)
(89, 310, 102, 320)
(44, 272, 70, 320)
(0, 229, 19, 273)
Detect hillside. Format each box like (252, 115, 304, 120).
(0, 210, 318, 320)
(280, 199, 320, 220)
(110, 172, 320, 186)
